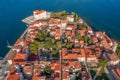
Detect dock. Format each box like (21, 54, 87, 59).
(22, 15, 36, 24)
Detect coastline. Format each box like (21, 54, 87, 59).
(3, 25, 29, 60)
(3, 13, 120, 60)
(4, 10, 120, 80)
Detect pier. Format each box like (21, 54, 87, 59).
(22, 15, 36, 24)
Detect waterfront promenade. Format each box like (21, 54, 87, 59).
(0, 19, 30, 80)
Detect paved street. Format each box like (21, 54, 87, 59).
(93, 66, 102, 80)
(0, 60, 10, 80)
(104, 67, 115, 80)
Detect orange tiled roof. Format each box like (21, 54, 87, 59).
(63, 72, 69, 79)
(87, 27, 92, 31)
(106, 52, 119, 61)
(85, 48, 92, 55)
(14, 53, 26, 60)
(6, 50, 16, 60)
(15, 38, 23, 45)
(114, 68, 120, 77)
(80, 40, 84, 44)
(72, 48, 81, 53)
(34, 10, 46, 15)
(11, 61, 27, 66)
(92, 37, 98, 43)
(32, 76, 39, 80)
(77, 30, 86, 36)
(8, 67, 20, 80)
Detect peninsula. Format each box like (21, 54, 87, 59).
(2, 10, 120, 80)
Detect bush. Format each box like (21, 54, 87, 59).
(51, 11, 68, 20)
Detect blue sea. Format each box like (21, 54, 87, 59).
(0, 0, 120, 57)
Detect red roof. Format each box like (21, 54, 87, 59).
(14, 53, 26, 61)
(92, 37, 98, 43)
(87, 27, 92, 31)
(106, 52, 119, 61)
(8, 67, 20, 80)
(114, 68, 120, 77)
(63, 72, 69, 79)
(77, 30, 86, 36)
(34, 10, 46, 15)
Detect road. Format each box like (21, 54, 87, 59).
(104, 67, 115, 80)
(93, 66, 102, 80)
(0, 60, 10, 80)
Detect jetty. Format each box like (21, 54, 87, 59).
(22, 15, 36, 24)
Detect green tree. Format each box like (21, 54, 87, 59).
(69, 67, 73, 74)
(29, 40, 40, 55)
(66, 43, 74, 49)
(44, 65, 52, 75)
(75, 72, 82, 80)
(51, 49, 58, 56)
(76, 32, 82, 40)
(36, 30, 48, 41)
(78, 22, 88, 30)
(51, 11, 68, 19)
(87, 38, 92, 45)
(116, 42, 120, 58)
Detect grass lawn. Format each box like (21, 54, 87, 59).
(95, 60, 109, 80)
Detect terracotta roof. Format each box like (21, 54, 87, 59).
(106, 52, 119, 61)
(92, 37, 98, 43)
(8, 74, 20, 80)
(77, 30, 86, 36)
(69, 61, 74, 67)
(63, 72, 69, 79)
(66, 30, 71, 35)
(87, 27, 92, 31)
(72, 48, 81, 53)
(80, 40, 84, 44)
(85, 48, 92, 55)
(104, 34, 112, 43)
(8, 67, 20, 80)
(74, 61, 82, 69)
(114, 68, 120, 77)
(14, 53, 26, 61)
(101, 39, 112, 50)
(32, 76, 39, 80)
(15, 38, 23, 45)
(34, 10, 46, 15)
(54, 64, 60, 71)
(6, 50, 16, 60)
(11, 61, 27, 66)
(95, 48, 100, 51)
(62, 49, 85, 59)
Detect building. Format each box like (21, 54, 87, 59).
(66, 15, 74, 22)
(33, 10, 47, 20)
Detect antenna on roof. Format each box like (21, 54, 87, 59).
(7, 41, 13, 49)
